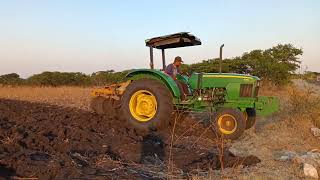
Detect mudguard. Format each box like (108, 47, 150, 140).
(255, 96, 280, 116)
(126, 69, 181, 98)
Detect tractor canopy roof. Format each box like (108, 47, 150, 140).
(145, 32, 201, 49)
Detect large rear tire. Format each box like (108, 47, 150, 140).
(120, 79, 174, 132)
(212, 108, 246, 140)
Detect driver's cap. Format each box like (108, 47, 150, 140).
(174, 56, 183, 63)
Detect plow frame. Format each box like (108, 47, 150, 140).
(91, 80, 131, 100)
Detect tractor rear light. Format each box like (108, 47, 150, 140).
(240, 84, 253, 97)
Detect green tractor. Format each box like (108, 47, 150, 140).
(91, 32, 279, 140)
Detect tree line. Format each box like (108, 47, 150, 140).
(0, 44, 308, 86)
(181, 44, 303, 85)
(0, 71, 128, 87)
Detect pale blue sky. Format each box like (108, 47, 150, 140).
(0, 0, 319, 77)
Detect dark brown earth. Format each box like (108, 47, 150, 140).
(0, 99, 260, 179)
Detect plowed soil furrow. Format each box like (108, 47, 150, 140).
(0, 99, 259, 179)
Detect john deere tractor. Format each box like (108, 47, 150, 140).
(91, 32, 279, 140)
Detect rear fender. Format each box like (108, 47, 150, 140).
(255, 96, 280, 116)
(126, 69, 181, 98)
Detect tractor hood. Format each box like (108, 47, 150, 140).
(189, 73, 260, 89)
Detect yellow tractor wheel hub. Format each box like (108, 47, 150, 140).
(129, 90, 157, 122)
(218, 114, 237, 135)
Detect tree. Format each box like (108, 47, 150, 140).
(90, 70, 128, 86)
(183, 44, 303, 85)
(0, 73, 25, 85)
(241, 44, 303, 84)
(27, 72, 91, 86)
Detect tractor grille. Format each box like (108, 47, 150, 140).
(240, 84, 253, 97)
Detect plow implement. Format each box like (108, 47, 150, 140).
(90, 80, 131, 115)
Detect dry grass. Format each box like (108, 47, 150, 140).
(0, 136, 15, 145)
(0, 86, 92, 110)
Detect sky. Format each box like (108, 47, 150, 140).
(0, 0, 319, 78)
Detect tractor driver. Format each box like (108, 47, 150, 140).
(165, 56, 183, 80)
(165, 56, 188, 100)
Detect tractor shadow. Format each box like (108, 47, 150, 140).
(139, 131, 261, 173)
(140, 133, 165, 165)
(0, 163, 17, 179)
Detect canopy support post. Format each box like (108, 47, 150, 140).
(161, 49, 166, 70)
(149, 47, 154, 69)
(219, 44, 224, 73)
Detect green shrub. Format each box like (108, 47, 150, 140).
(90, 70, 127, 86)
(27, 72, 91, 86)
(184, 44, 303, 85)
(0, 73, 25, 85)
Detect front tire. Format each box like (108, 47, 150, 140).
(245, 108, 256, 129)
(120, 79, 174, 132)
(212, 108, 246, 140)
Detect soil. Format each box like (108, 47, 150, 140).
(0, 99, 260, 179)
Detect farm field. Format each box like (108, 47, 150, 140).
(1, 1, 319, 179)
(0, 81, 319, 179)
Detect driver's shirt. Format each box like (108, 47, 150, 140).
(165, 63, 181, 79)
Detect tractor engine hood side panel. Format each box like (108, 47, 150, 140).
(189, 73, 259, 89)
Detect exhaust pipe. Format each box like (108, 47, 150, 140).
(219, 44, 224, 73)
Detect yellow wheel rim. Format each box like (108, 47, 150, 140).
(217, 114, 237, 135)
(129, 90, 157, 122)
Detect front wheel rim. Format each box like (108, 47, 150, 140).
(217, 114, 238, 135)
